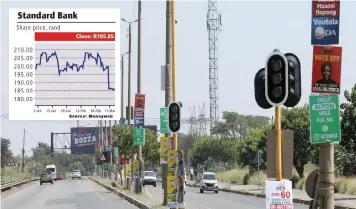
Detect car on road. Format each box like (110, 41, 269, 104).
(72, 169, 82, 179)
(143, 171, 157, 187)
(199, 172, 218, 193)
(46, 164, 57, 181)
(40, 170, 53, 185)
(56, 172, 64, 180)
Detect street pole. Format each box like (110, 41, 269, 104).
(104, 120, 108, 178)
(135, 0, 143, 194)
(163, 0, 172, 205)
(171, 1, 177, 209)
(275, 107, 282, 181)
(109, 120, 112, 180)
(319, 143, 334, 209)
(100, 120, 104, 178)
(127, 23, 132, 125)
(121, 54, 125, 122)
(22, 129, 25, 173)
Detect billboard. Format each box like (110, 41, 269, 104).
(311, 0, 340, 45)
(71, 127, 99, 154)
(311, 46, 342, 94)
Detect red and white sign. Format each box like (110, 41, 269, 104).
(265, 180, 293, 209)
(7, 157, 16, 167)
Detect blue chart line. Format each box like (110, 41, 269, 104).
(35, 51, 115, 91)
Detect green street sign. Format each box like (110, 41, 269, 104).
(309, 94, 341, 144)
(160, 108, 170, 133)
(133, 127, 145, 146)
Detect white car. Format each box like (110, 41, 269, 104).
(200, 172, 218, 193)
(143, 171, 157, 187)
(72, 169, 81, 179)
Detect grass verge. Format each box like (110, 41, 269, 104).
(0, 167, 33, 184)
(216, 164, 356, 195)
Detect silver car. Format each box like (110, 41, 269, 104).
(199, 172, 218, 193)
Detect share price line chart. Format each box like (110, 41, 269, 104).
(8, 8, 121, 120)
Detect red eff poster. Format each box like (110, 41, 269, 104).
(311, 46, 342, 94)
(134, 94, 145, 109)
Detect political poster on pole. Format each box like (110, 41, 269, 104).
(311, 0, 340, 45)
(134, 94, 145, 127)
(311, 46, 342, 94)
(160, 137, 169, 164)
(265, 180, 293, 209)
(167, 175, 185, 208)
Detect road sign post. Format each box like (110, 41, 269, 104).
(309, 94, 341, 144)
(160, 108, 170, 133)
(133, 128, 145, 146)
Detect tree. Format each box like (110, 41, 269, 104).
(236, 125, 271, 174)
(211, 111, 270, 139)
(281, 105, 316, 178)
(1, 138, 12, 168)
(339, 84, 356, 175)
(189, 137, 237, 171)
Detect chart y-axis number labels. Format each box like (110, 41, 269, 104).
(9, 9, 120, 120)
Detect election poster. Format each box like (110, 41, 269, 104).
(167, 176, 185, 208)
(125, 163, 131, 177)
(311, 46, 342, 94)
(71, 127, 98, 154)
(311, 0, 340, 45)
(167, 150, 184, 177)
(160, 137, 170, 164)
(134, 94, 145, 127)
(133, 160, 139, 177)
(265, 180, 293, 209)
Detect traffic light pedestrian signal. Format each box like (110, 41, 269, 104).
(284, 53, 302, 107)
(265, 50, 289, 106)
(168, 101, 182, 133)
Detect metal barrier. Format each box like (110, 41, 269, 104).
(1, 178, 39, 191)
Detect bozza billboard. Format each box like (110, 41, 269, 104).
(71, 127, 98, 154)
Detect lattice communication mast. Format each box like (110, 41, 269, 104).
(207, 0, 222, 131)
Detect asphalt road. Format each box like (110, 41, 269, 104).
(1, 178, 138, 209)
(144, 182, 310, 209)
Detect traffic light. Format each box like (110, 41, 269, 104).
(102, 151, 110, 163)
(168, 101, 182, 133)
(254, 68, 272, 109)
(50, 132, 54, 158)
(284, 53, 302, 107)
(265, 50, 289, 106)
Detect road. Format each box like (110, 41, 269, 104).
(1, 178, 138, 209)
(144, 182, 310, 209)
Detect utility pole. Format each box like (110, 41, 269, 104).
(121, 54, 125, 121)
(22, 129, 25, 173)
(163, 0, 172, 205)
(127, 23, 132, 125)
(170, 1, 178, 209)
(135, 0, 143, 194)
(109, 120, 112, 180)
(319, 143, 334, 209)
(100, 120, 104, 178)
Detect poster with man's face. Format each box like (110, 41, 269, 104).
(311, 46, 342, 94)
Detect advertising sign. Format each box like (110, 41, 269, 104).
(160, 137, 170, 164)
(309, 94, 340, 144)
(134, 94, 145, 127)
(311, 46, 342, 94)
(167, 176, 185, 208)
(265, 180, 293, 209)
(160, 108, 170, 133)
(71, 127, 98, 154)
(133, 127, 145, 146)
(311, 0, 340, 45)
(126, 163, 131, 177)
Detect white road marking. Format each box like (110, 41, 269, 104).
(96, 192, 104, 200)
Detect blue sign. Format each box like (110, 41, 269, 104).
(134, 117, 144, 127)
(119, 118, 126, 125)
(311, 17, 339, 45)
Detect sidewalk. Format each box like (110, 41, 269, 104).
(186, 180, 356, 209)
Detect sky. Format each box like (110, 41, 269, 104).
(1, 0, 355, 156)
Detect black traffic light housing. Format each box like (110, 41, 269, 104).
(50, 132, 54, 158)
(168, 101, 182, 133)
(284, 53, 302, 107)
(254, 68, 273, 109)
(265, 50, 289, 106)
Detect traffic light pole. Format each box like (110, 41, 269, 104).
(319, 143, 334, 209)
(163, 0, 172, 205)
(275, 106, 282, 181)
